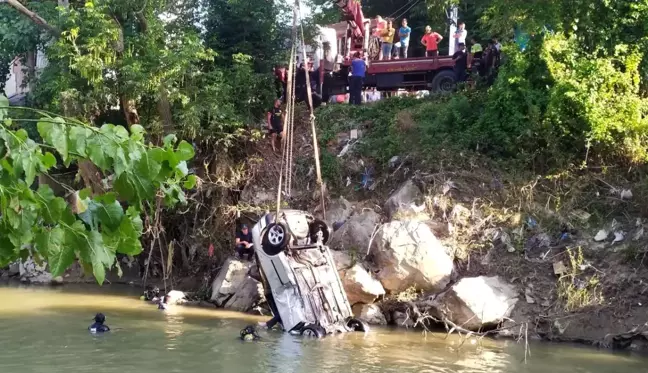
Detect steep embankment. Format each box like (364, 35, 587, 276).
(252, 96, 648, 351)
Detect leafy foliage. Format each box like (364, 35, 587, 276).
(0, 96, 194, 284)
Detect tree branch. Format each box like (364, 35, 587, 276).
(3, 0, 60, 35)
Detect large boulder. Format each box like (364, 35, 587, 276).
(340, 263, 386, 305)
(373, 221, 454, 293)
(432, 276, 518, 331)
(324, 197, 354, 228)
(384, 180, 428, 221)
(211, 257, 262, 312)
(353, 303, 387, 325)
(329, 208, 381, 251)
(330, 250, 353, 271)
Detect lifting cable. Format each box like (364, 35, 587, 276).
(275, 3, 298, 219)
(297, 0, 326, 216)
(275, 0, 327, 219)
(392, 0, 421, 21)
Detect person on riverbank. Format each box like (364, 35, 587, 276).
(380, 19, 395, 60)
(235, 224, 254, 261)
(267, 100, 284, 153)
(453, 21, 467, 53)
(88, 313, 110, 333)
(421, 26, 443, 58)
(349, 52, 366, 105)
(453, 43, 468, 83)
(397, 18, 411, 58)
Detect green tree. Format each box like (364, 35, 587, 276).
(0, 97, 195, 284)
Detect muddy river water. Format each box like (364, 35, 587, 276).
(0, 284, 645, 373)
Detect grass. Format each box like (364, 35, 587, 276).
(557, 247, 604, 312)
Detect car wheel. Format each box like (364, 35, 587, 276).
(346, 318, 370, 333)
(309, 219, 330, 244)
(301, 324, 325, 338)
(262, 223, 290, 255)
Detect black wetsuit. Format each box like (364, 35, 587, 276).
(88, 322, 110, 333)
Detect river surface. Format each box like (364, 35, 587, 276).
(0, 284, 645, 373)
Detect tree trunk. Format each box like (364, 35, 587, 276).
(25, 50, 36, 92)
(3, 0, 59, 35)
(157, 85, 174, 136)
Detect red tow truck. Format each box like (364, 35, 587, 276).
(315, 0, 458, 102)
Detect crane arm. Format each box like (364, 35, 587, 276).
(334, 0, 366, 39)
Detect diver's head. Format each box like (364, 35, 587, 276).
(94, 313, 106, 324)
(240, 325, 260, 341)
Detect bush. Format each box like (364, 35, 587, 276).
(315, 33, 648, 174)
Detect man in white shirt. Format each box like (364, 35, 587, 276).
(453, 22, 467, 52)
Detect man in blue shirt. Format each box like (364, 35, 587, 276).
(349, 52, 366, 105)
(398, 19, 412, 58)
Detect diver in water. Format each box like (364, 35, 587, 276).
(88, 313, 110, 333)
(158, 295, 169, 310)
(240, 325, 261, 341)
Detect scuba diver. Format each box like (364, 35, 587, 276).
(240, 325, 261, 341)
(158, 295, 169, 310)
(88, 313, 110, 333)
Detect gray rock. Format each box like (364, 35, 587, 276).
(384, 180, 428, 221)
(432, 276, 518, 331)
(329, 208, 381, 252)
(324, 197, 353, 228)
(330, 250, 353, 270)
(373, 221, 454, 293)
(340, 263, 386, 305)
(211, 257, 261, 312)
(356, 304, 387, 325)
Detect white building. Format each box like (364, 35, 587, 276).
(4, 49, 48, 105)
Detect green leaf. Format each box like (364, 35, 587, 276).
(176, 161, 189, 177)
(87, 137, 111, 170)
(130, 125, 145, 141)
(79, 188, 92, 200)
(21, 155, 37, 186)
(68, 127, 91, 157)
(176, 140, 195, 161)
(88, 230, 113, 285)
(37, 117, 69, 162)
(38, 186, 68, 224)
(94, 200, 124, 231)
(41, 152, 57, 169)
(163, 134, 178, 147)
(136, 151, 162, 179)
(0, 96, 7, 121)
(37, 227, 73, 276)
(183, 174, 197, 189)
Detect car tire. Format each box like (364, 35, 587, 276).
(301, 324, 325, 338)
(347, 318, 370, 333)
(262, 223, 290, 255)
(431, 69, 456, 93)
(309, 219, 330, 244)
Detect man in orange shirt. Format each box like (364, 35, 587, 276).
(421, 26, 443, 58)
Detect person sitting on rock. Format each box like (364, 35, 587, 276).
(235, 224, 254, 261)
(88, 313, 110, 333)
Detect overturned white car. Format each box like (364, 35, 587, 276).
(251, 209, 369, 337)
